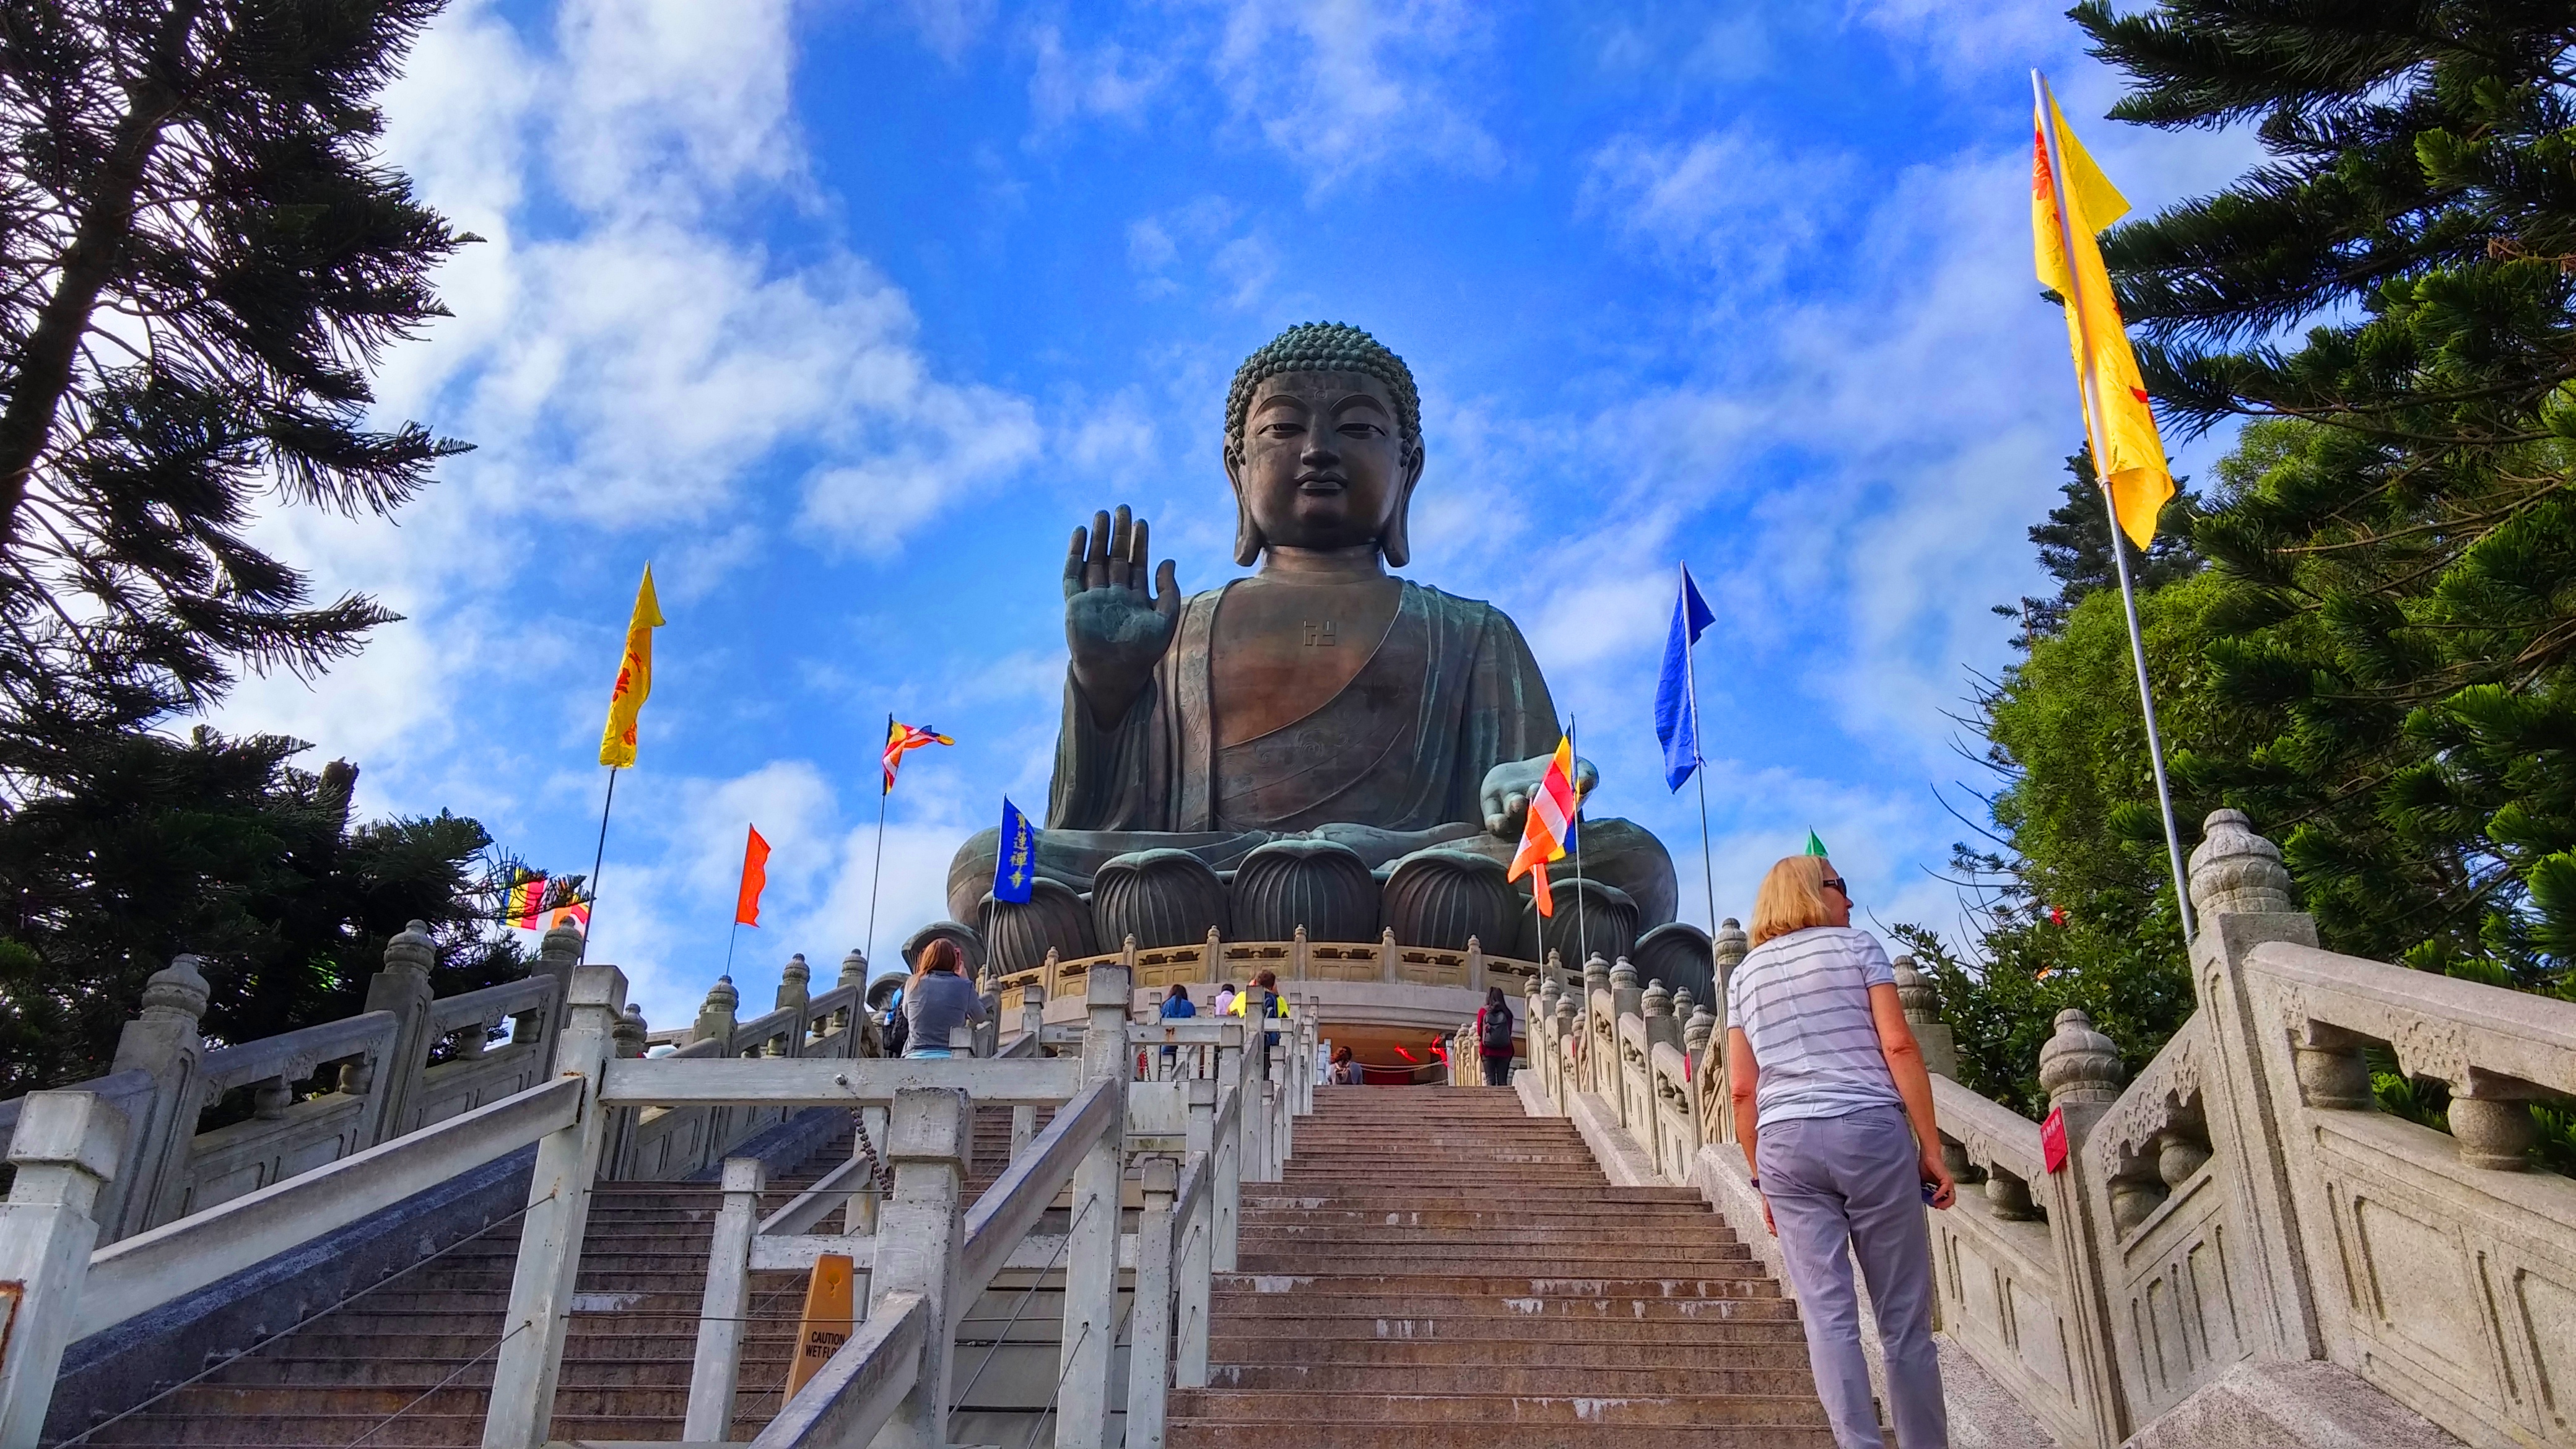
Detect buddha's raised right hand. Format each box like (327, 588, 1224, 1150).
(1064, 504, 1181, 728)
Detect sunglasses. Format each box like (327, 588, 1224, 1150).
(1822, 876, 1853, 900)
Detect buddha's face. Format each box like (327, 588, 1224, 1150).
(1229, 370, 1419, 557)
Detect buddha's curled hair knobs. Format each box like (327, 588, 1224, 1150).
(1224, 321, 1422, 462)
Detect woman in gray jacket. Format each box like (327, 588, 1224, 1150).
(902, 938, 988, 1059)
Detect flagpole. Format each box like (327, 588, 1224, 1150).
(581, 765, 619, 962)
(864, 713, 892, 970)
(2035, 71, 2195, 944)
(723, 918, 741, 978)
(1682, 566, 1718, 936)
(1570, 716, 1590, 970)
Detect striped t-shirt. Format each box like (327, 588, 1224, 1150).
(1726, 925, 1903, 1128)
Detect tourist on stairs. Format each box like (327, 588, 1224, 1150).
(1726, 853, 1956, 1449)
(1476, 985, 1515, 1087)
(1329, 1045, 1362, 1084)
(901, 938, 987, 1059)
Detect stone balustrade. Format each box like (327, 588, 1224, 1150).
(1, 943, 1301, 1449)
(998, 927, 1560, 1019)
(0, 925, 894, 1253)
(1519, 808, 2576, 1449)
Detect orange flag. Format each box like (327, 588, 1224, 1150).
(735, 825, 771, 928)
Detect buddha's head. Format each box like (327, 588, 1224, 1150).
(1223, 321, 1424, 568)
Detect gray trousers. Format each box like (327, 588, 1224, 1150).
(1756, 1104, 1949, 1449)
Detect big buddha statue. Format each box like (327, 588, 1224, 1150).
(949, 323, 1680, 969)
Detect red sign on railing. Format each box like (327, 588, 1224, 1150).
(2041, 1107, 2069, 1174)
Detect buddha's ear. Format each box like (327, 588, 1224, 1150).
(1224, 443, 1263, 566)
(1382, 439, 1425, 570)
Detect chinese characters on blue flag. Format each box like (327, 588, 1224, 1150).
(993, 798, 1040, 904)
(1653, 564, 1715, 791)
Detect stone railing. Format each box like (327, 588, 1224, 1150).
(0, 943, 1315, 1448)
(996, 928, 1554, 1018)
(1526, 809, 2576, 1449)
(1523, 951, 1724, 1186)
(0, 927, 897, 1255)
(609, 952, 877, 1183)
(0, 921, 593, 1247)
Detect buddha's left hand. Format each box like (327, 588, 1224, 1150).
(1479, 752, 1598, 839)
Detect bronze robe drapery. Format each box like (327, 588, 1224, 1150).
(1048, 580, 1560, 835)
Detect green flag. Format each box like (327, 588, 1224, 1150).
(1804, 830, 1829, 858)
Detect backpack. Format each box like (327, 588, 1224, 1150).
(1480, 1003, 1514, 1052)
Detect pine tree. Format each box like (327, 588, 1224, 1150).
(0, 0, 469, 770)
(2078, 2, 2576, 991)
(0, 730, 536, 1096)
(1995, 445, 2201, 647)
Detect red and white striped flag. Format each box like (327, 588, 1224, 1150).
(1505, 736, 1580, 917)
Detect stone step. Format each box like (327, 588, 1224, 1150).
(248, 1331, 781, 1362)
(1240, 1219, 1739, 1242)
(1212, 1303, 1796, 1331)
(93, 1383, 693, 1419)
(1206, 1362, 1821, 1395)
(1213, 1277, 1782, 1305)
(201, 1352, 806, 1390)
(1236, 1237, 1762, 1258)
(1240, 1198, 1708, 1216)
(81, 1410, 762, 1447)
(1167, 1421, 1837, 1448)
(1208, 1329, 1813, 1362)
(1168, 1390, 1834, 1427)
(1241, 1188, 1706, 1206)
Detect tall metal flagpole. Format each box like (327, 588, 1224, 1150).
(1570, 716, 1590, 970)
(580, 766, 619, 962)
(1683, 566, 1718, 936)
(864, 712, 892, 969)
(2035, 71, 2196, 943)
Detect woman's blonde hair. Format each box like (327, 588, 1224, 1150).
(1751, 855, 1837, 946)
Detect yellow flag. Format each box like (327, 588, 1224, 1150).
(2032, 81, 2173, 550)
(597, 565, 664, 768)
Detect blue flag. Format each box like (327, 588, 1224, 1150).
(993, 797, 1040, 903)
(1654, 564, 1715, 791)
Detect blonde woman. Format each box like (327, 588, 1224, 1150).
(1725, 854, 1954, 1449)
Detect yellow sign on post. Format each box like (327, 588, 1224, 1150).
(783, 1252, 855, 1398)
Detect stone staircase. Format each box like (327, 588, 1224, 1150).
(1168, 1086, 1836, 1447)
(61, 1107, 1040, 1447)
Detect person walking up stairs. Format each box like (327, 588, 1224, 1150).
(1169, 1085, 1839, 1446)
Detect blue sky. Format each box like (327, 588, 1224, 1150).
(216, 0, 2256, 1032)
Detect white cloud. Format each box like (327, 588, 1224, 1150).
(216, 0, 1042, 780)
(1845, 0, 2070, 85)
(1208, 0, 1501, 186)
(890, 0, 1001, 64)
(1027, 22, 1166, 131)
(549, 0, 806, 214)
(1582, 125, 1855, 290)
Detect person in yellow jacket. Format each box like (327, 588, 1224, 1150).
(1229, 968, 1287, 1047)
